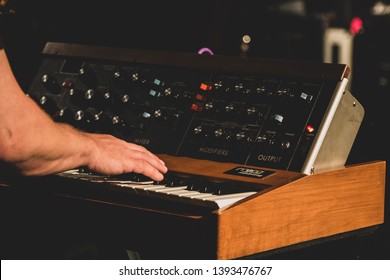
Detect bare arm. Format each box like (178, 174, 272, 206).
(0, 49, 167, 180)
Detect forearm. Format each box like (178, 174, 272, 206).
(0, 98, 95, 176)
(10, 124, 94, 176)
(1, 95, 167, 178)
(0, 51, 93, 175)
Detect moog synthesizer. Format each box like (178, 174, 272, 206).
(20, 42, 385, 259)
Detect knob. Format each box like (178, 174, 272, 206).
(204, 102, 214, 110)
(57, 108, 87, 128)
(105, 111, 125, 127)
(194, 125, 203, 135)
(85, 89, 112, 109)
(68, 88, 86, 106)
(281, 140, 291, 150)
(74, 109, 85, 122)
(236, 131, 246, 141)
(214, 128, 223, 138)
(225, 103, 234, 112)
(257, 134, 267, 143)
(246, 106, 257, 115)
(84, 89, 95, 100)
(153, 109, 162, 118)
(41, 74, 61, 94)
(234, 83, 244, 92)
(90, 110, 123, 133)
(79, 66, 97, 87)
(111, 91, 132, 112)
(130, 72, 140, 82)
(55, 108, 73, 123)
(38, 95, 58, 116)
(113, 70, 123, 83)
(214, 81, 223, 90)
(163, 87, 172, 97)
(55, 108, 86, 127)
(118, 93, 130, 104)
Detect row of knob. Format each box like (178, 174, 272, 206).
(191, 125, 292, 149)
(42, 64, 310, 99)
(36, 93, 181, 132)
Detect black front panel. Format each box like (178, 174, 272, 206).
(27, 43, 344, 171)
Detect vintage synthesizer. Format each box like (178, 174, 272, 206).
(9, 42, 384, 259)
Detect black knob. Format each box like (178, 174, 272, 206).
(41, 74, 61, 94)
(84, 89, 112, 109)
(225, 103, 234, 112)
(74, 109, 85, 122)
(113, 70, 123, 82)
(38, 95, 59, 116)
(54, 107, 85, 127)
(193, 125, 203, 135)
(214, 128, 223, 138)
(55, 108, 74, 124)
(111, 91, 133, 112)
(68, 88, 86, 106)
(78, 66, 97, 87)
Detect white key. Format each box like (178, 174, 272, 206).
(187, 193, 217, 199)
(117, 184, 157, 189)
(153, 186, 188, 194)
(168, 190, 203, 197)
(112, 181, 256, 209)
(200, 191, 257, 208)
(204, 191, 257, 202)
(93, 179, 154, 184)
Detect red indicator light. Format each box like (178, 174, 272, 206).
(196, 94, 207, 101)
(61, 81, 74, 88)
(200, 83, 212, 91)
(191, 103, 203, 112)
(306, 125, 315, 133)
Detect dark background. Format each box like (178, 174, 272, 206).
(0, 0, 388, 259)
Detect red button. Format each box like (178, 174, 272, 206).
(306, 125, 315, 133)
(200, 83, 212, 91)
(196, 94, 207, 101)
(191, 103, 203, 112)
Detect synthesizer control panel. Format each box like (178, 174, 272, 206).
(27, 42, 363, 173)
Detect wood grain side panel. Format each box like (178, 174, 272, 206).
(216, 161, 386, 259)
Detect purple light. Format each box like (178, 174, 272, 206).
(198, 47, 214, 55)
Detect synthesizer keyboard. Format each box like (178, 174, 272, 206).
(57, 168, 266, 209)
(1, 155, 384, 259)
(1, 43, 385, 260)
